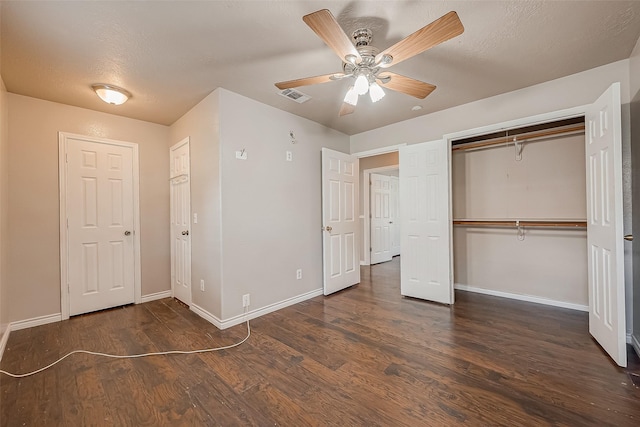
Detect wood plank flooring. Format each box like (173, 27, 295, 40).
(2, 257, 639, 426)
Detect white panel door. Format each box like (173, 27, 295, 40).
(370, 173, 392, 264)
(322, 148, 360, 295)
(400, 140, 452, 304)
(67, 138, 135, 315)
(170, 138, 192, 305)
(585, 82, 626, 367)
(390, 176, 401, 256)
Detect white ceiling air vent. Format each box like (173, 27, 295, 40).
(278, 88, 311, 103)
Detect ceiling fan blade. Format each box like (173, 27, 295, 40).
(378, 72, 436, 99)
(303, 9, 362, 63)
(375, 11, 464, 68)
(275, 73, 345, 90)
(339, 102, 356, 116)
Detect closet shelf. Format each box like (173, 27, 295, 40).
(451, 123, 585, 152)
(453, 219, 587, 228)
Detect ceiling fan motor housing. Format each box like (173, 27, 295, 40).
(343, 28, 382, 81)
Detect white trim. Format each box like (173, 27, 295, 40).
(59, 132, 142, 320)
(352, 143, 406, 158)
(442, 104, 588, 143)
(631, 334, 640, 359)
(0, 327, 10, 362)
(191, 288, 323, 330)
(454, 284, 589, 312)
(190, 303, 223, 329)
(140, 290, 173, 304)
(10, 313, 62, 331)
(444, 104, 590, 307)
(361, 165, 399, 266)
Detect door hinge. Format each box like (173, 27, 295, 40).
(67, 283, 70, 293)
(370, 247, 372, 252)
(66, 153, 68, 163)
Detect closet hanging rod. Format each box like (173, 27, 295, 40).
(451, 123, 585, 152)
(453, 219, 587, 228)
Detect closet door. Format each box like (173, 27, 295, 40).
(586, 82, 626, 367)
(400, 140, 452, 304)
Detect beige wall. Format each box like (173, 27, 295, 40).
(350, 59, 631, 153)
(631, 36, 640, 103)
(452, 134, 588, 305)
(169, 90, 222, 318)
(0, 77, 8, 335)
(218, 89, 349, 320)
(6, 94, 171, 322)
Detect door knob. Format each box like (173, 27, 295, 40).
(182, 230, 189, 236)
(325, 226, 332, 232)
(624, 234, 633, 241)
(124, 230, 131, 236)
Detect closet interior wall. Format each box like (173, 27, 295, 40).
(452, 127, 588, 307)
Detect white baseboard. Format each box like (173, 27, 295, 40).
(140, 290, 172, 303)
(631, 334, 640, 359)
(0, 325, 10, 362)
(10, 312, 62, 331)
(454, 284, 589, 312)
(192, 288, 324, 330)
(190, 303, 223, 329)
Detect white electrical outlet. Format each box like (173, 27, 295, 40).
(286, 151, 293, 162)
(235, 150, 247, 160)
(296, 269, 302, 280)
(242, 293, 250, 307)
(193, 213, 198, 224)
(200, 279, 205, 291)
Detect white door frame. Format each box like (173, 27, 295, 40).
(443, 104, 588, 291)
(58, 132, 142, 320)
(362, 165, 399, 266)
(353, 144, 405, 267)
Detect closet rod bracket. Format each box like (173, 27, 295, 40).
(514, 138, 523, 161)
(516, 220, 525, 241)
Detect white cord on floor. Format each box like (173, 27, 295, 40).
(0, 316, 250, 379)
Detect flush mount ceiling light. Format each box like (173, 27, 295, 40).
(91, 84, 131, 105)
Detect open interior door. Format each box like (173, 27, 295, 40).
(322, 148, 360, 295)
(399, 140, 452, 304)
(586, 82, 627, 367)
(370, 173, 392, 264)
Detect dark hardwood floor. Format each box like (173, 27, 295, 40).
(1, 257, 639, 426)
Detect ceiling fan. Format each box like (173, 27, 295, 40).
(275, 9, 464, 116)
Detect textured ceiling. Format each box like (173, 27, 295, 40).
(2, 1, 640, 135)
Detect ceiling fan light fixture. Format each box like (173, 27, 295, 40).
(369, 82, 385, 103)
(91, 83, 131, 105)
(344, 86, 358, 106)
(354, 74, 369, 95)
